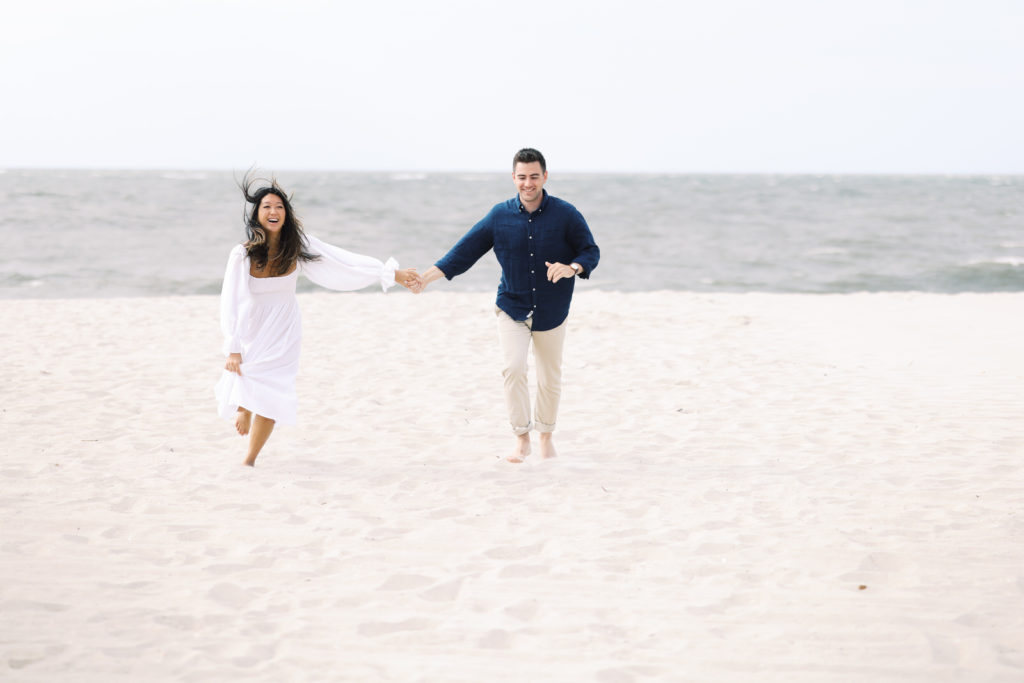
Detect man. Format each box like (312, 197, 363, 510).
(416, 148, 600, 462)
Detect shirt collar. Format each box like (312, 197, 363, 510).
(518, 189, 550, 213)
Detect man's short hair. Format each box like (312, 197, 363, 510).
(513, 148, 546, 173)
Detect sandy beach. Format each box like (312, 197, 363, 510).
(2, 290, 1022, 682)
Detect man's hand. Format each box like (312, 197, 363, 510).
(545, 261, 578, 283)
(412, 266, 447, 294)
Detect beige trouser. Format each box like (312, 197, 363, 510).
(496, 308, 568, 435)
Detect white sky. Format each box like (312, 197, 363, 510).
(3, 0, 1023, 173)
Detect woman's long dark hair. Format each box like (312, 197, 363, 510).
(239, 172, 320, 275)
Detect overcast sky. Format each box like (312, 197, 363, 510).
(4, 0, 1022, 173)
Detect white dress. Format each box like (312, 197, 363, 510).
(215, 235, 397, 425)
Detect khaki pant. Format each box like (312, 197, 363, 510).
(496, 308, 568, 435)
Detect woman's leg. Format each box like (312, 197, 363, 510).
(244, 414, 275, 466)
(235, 407, 253, 435)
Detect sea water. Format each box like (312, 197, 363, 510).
(1, 169, 1021, 298)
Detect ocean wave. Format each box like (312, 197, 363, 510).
(968, 257, 1024, 267)
(931, 262, 1024, 291)
(160, 172, 209, 180)
(803, 247, 849, 258)
(0, 272, 46, 290)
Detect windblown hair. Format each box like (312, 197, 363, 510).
(513, 148, 546, 173)
(239, 172, 319, 275)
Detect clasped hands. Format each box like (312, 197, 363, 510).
(398, 261, 576, 294)
(394, 268, 425, 292)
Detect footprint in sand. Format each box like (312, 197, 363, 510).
(109, 497, 138, 513)
(375, 574, 434, 591)
(205, 563, 257, 576)
(503, 599, 539, 622)
(1, 600, 69, 613)
(427, 507, 462, 520)
(357, 618, 433, 637)
(207, 582, 252, 609)
(154, 614, 197, 631)
(484, 542, 544, 560)
(419, 578, 464, 602)
(176, 528, 210, 542)
(498, 564, 549, 579)
(477, 629, 511, 649)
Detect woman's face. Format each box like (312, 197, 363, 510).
(257, 193, 286, 233)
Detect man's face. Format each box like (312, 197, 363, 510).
(513, 162, 547, 205)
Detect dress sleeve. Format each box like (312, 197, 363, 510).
(220, 244, 249, 355)
(300, 235, 398, 292)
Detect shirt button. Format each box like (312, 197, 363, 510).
(532, 288, 536, 291)
(530, 253, 534, 257)
(529, 236, 532, 239)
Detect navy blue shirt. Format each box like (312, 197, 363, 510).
(435, 190, 600, 331)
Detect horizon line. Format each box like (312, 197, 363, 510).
(2, 165, 1023, 178)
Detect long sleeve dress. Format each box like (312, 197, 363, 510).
(215, 235, 398, 425)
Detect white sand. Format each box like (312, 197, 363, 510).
(1, 291, 1023, 682)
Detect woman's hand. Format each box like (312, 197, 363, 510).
(225, 353, 243, 375)
(395, 268, 424, 292)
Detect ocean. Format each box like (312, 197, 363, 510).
(1, 169, 1021, 298)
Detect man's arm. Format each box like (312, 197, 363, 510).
(415, 265, 447, 292)
(566, 209, 600, 278)
(416, 210, 497, 293)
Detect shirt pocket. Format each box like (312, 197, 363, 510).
(493, 218, 529, 269)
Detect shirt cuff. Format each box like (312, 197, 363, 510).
(380, 257, 399, 291)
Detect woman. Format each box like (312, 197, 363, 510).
(215, 175, 420, 466)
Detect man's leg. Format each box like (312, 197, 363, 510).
(496, 309, 533, 462)
(532, 319, 568, 459)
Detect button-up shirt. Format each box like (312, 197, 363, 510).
(435, 190, 600, 331)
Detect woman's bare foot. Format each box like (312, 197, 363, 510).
(538, 433, 557, 459)
(508, 433, 531, 463)
(235, 408, 252, 436)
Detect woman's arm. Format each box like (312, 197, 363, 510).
(220, 245, 248, 357)
(302, 235, 404, 292)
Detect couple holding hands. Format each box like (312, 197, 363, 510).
(215, 148, 600, 466)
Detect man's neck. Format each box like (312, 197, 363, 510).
(520, 193, 543, 213)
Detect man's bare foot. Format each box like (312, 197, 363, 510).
(508, 433, 531, 463)
(235, 408, 252, 436)
(243, 455, 256, 467)
(538, 433, 557, 459)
